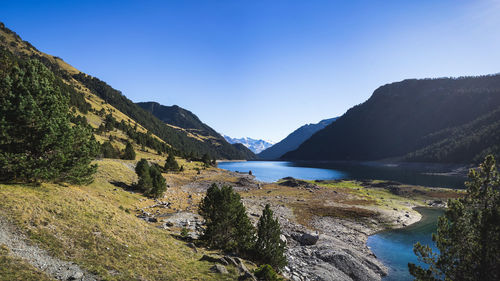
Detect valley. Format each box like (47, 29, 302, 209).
(0, 12, 498, 281)
(0, 157, 461, 281)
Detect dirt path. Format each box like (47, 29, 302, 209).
(0, 216, 98, 281)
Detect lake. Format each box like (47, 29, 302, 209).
(218, 160, 456, 281)
(218, 160, 466, 188)
(367, 207, 443, 281)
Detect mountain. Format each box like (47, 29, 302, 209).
(283, 76, 500, 163)
(0, 22, 253, 160)
(258, 118, 337, 160)
(137, 102, 257, 159)
(223, 136, 274, 154)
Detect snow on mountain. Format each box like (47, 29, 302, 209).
(223, 136, 275, 154)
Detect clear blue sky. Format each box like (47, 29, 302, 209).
(2, 0, 500, 142)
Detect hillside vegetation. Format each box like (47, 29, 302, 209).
(137, 102, 256, 159)
(0, 159, 240, 281)
(284, 76, 500, 163)
(0, 22, 253, 160)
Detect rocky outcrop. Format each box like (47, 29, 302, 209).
(242, 198, 388, 281)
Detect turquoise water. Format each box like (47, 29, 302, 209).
(218, 160, 465, 188)
(367, 208, 443, 281)
(218, 161, 452, 281)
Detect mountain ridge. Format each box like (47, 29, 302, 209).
(258, 117, 337, 159)
(223, 136, 274, 154)
(0, 22, 253, 160)
(283, 76, 500, 163)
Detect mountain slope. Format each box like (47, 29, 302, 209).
(283, 76, 500, 163)
(223, 136, 274, 154)
(0, 22, 252, 160)
(137, 102, 256, 159)
(258, 117, 337, 159)
(137, 102, 220, 137)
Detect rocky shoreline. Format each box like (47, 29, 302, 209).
(136, 167, 459, 281)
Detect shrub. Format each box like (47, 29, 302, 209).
(254, 264, 283, 281)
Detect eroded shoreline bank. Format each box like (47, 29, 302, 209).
(159, 166, 458, 281)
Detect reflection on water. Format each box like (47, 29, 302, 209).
(367, 208, 443, 281)
(218, 161, 465, 188)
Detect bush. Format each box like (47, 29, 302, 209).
(254, 264, 283, 281)
(199, 184, 255, 254)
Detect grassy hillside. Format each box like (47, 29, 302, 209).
(0, 159, 240, 281)
(137, 102, 257, 159)
(284, 76, 500, 163)
(0, 22, 252, 160)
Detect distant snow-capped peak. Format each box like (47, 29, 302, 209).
(223, 135, 275, 154)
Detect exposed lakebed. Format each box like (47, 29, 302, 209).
(218, 161, 456, 281)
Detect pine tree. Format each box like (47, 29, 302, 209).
(122, 141, 136, 160)
(199, 184, 255, 253)
(0, 56, 97, 184)
(164, 153, 179, 171)
(256, 204, 287, 271)
(409, 155, 500, 281)
(147, 165, 166, 198)
(202, 153, 212, 167)
(135, 159, 166, 198)
(100, 141, 120, 158)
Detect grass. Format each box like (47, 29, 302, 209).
(242, 179, 462, 228)
(0, 159, 239, 281)
(0, 245, 54, 281)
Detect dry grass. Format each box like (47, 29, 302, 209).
(0, 160, 239, 281)
(0, 245, 54, 281)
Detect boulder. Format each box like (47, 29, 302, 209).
(200, 254, 221, 263)
(210, 264, 229, 274)
(299, 232, 319, 246)
(67, 271, 84, 280)
(280, 234, 287, 245)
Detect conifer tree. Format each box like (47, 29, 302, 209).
(256, 204, 287, 271)
(409, 155, 500, 281)
(199, 184, 255, 253)
(135, 159, 152, 193)
(148, 165, 166, 198)
(0, 56, 97, 184)
(164, 153, 179, 171)
(202, 153, 212, 167)
(122, 141, 136, 160)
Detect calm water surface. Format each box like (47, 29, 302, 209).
(218, 161, 454, 281)
(218, 160, 465, 188)
(367, 208, 443, 281)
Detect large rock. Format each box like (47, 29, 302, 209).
(299, 232, 320, 246)
(210, 264, 229, 274)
